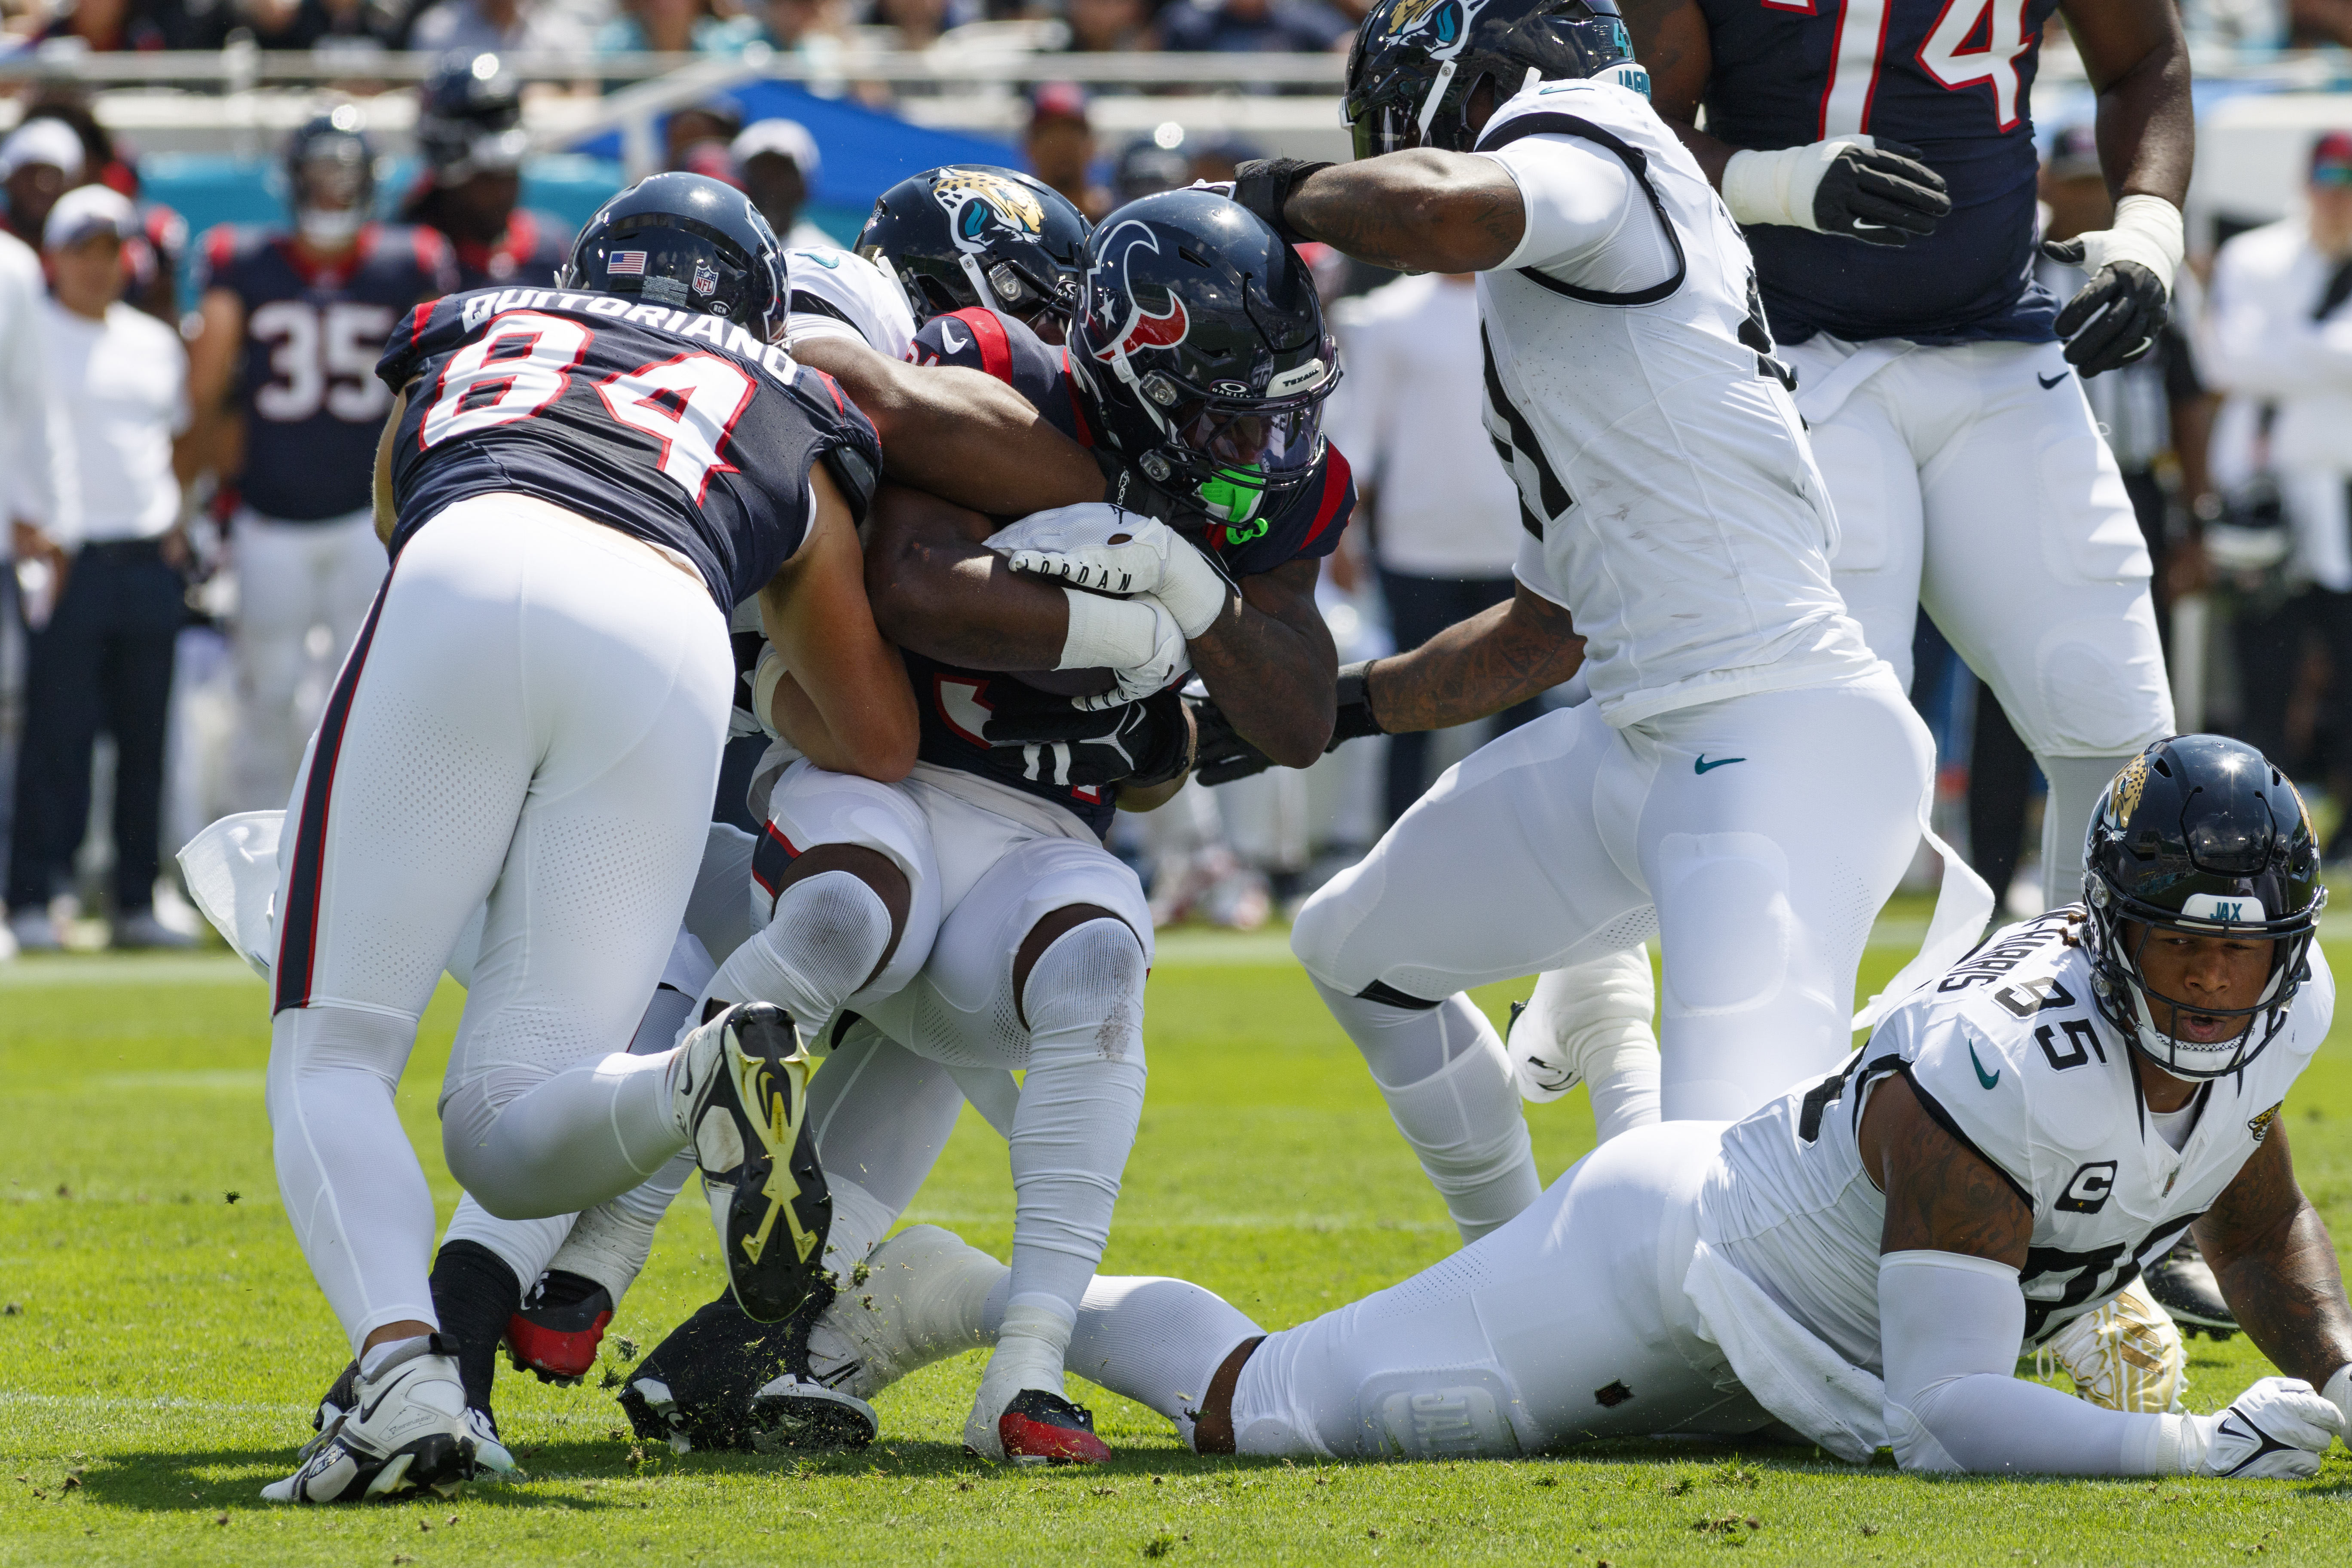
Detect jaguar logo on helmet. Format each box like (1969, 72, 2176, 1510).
(1385, 0, 1467, 43)
(1085, 219, 1191, 361)
(2109, 754, 2148, 827)
(932, 169, 1047, 243)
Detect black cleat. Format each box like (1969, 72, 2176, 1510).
(2145, 1240, 2237, 1340)
(745, 1274, 877, 1452)
(677, 1003, 832, 1322)
(618, 1290, 799, 1452)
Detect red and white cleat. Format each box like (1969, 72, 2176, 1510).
(996, 1389, 1112, 1466)
(504, 1271, 615, 1384)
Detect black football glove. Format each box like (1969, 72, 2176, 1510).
(1228, 157, 1334, 249)
(2042, 245, 2168, 377)
(980, 683, 1193, 790)
(1188, 660, 1387, 787)
(1812, 140, 1948, 246)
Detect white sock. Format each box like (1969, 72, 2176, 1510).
(1317, 981, 1539, 1242)
(1004, 920, 1148, 1328)
(1058, 1274, 1264, 1449)
(2040, 754, 2137, 910)
(808, 1225, 1007, 1400)
(1528, 949, 1661, 1144)
(821, 1176, 899, 1284)
(361, 1333, 432, 1381)
(968, 1303, 1077, 1456)
(441, 1195, 573, 1293)
(701, 868, 893, 1023)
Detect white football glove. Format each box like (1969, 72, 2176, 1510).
(2185, 1378, 2345, 1478)
(2034, 1278, 2185, 1414)
(991, 503, 1234, 639)
(1078, 592, 1191, 711)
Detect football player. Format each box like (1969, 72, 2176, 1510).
(1165, 0, 1959, 1241)
(250, 231, 1125, 1467)
(1616, 0, 2180, 905)
(185, 109, 457, 815)
(257, 172, 910, 1503)
(401, 51, 573, 292)
(855, 164, 1090, 343)
(794, 737, 2352, 1478)
(613, 187, 1354, 1467)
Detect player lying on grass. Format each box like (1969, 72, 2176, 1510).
(783, 736, 2352, 1476)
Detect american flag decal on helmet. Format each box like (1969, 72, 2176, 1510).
(608, 249, 647, 276)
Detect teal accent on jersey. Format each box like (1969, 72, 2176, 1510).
(1969, 1041, 2001, 1090)
(1694, 755, 1747, 775)
(796, 250, 842, 269)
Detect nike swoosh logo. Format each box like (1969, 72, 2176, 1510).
(1969, 1041, 2001, 1090)
(940, 323, 969, 353)
(1851, 220, 1887, 230)
(356, 1375, 401, 1425)
(1694, 755, 1747, 774)
(2037, 371, 2069, 389)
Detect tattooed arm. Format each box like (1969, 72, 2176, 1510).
(1188, 556, 1340, 768)
(1280, 152, 1529, 275)
(1359, 585, 1584, 735)
(1860, 1071, 2034, 1265)
(2193, 1121, 2352, 1389)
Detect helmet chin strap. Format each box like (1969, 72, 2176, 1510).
(1414, 59, 1459, 145)
(956, 251, 997, 313)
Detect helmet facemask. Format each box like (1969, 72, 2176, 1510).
(2086, 888, 2320, 1081)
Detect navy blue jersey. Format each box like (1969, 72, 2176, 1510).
(446, 208, 574, 293)
(377, 287, 882, 613)
(198, 223, 457, 521)
(1695, 0, 2062, 345)
(909, 305, 1355, 833)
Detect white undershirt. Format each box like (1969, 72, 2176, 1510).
(2150, 1099, 2199, 1153)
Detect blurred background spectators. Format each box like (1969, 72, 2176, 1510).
(0, 24, 2350, 946)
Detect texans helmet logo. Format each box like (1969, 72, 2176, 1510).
(1086, 219, 1191, 361)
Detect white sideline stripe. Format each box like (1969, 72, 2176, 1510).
(0, 1390, 617, 1430)
(901, 1207, 1450, 1233)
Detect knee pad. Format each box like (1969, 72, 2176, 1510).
(2027, 613, 2173, 758)
(1021, 917, 1148, 1069)
(1653, 832, 1791, 1017)
(710, 869, 894, 1021)
(1290, 857, 1380, 994)
(1357, 1368, 1524, 1460)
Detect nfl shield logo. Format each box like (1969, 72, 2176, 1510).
(692, 258, 719, 297)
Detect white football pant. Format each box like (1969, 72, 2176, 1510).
(266, 496, 732, 1352)
(1789, 336, 2174, 903)
(1292, 671, 1930, 1236)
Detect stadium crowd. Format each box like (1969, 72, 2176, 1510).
(0, 28, 2349, 959)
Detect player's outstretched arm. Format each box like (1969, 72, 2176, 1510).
(1367, 584, 1583, 734)
(1262, 152, 1530, 276)
(760, 464, 919, 783)
(2193, 1121, 2352, 1422)
(1864, 1074, 2344, 1475)
(1621, 0, 1950, 245)
(794, 337, 1105, 518)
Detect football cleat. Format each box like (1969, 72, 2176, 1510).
(2034, 1276, 2186, 1413)
(2145, 1240, 2238, 1339)
(263, 1335, 475, 1504)
(505, 1269, 615, 1384)
(309, 1356, 516, 1478)
(994, 1390, 1112, 1467)
(617, 1290, 796, 1453)
(1504, 997, 1580, 1103)
(744, 1275, 877, 1452)
(676, 1002, 832, 1323)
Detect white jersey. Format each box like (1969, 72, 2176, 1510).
(1700, 910, 2333, 1371)
(1472, 79, 1878, 727)
(784, 243, 917, 362)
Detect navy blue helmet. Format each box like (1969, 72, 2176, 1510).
(1344, 0, 1648, 161)
(560, 172, 790, 341)
(857, 164, 1091, 336)
(418, 51, 530, 182)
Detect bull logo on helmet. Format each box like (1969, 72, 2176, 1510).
(1085, 219, 1191, 362)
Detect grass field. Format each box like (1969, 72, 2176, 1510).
(4, 924, 2352, 1566)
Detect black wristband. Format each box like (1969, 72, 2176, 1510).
(1328, 659, 1382, 753)
(1229, 157, 1333, 249)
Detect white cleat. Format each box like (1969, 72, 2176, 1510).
(263, 1336, 475, 1504)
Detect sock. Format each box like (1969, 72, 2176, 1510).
(808, 1225, 1008, 1401)
(1528, 948, 1661, 1145)
(2040, 754, 2137, 910)
(428, 1240, 523, 1411)
(546, 1190, 669, 1305)
(1057, 1274, 1265, 1449)
(361, 1333, 432, 1382)
(820, 1176, 899, 1285)
(701, 868, 893, 1023)
(1316, 980, 1540, 1242)
(1005, 920, 1149, 1332)
(969, 1304, 1078, 1455)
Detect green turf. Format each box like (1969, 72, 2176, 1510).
(4, 931, 2352, 1565)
